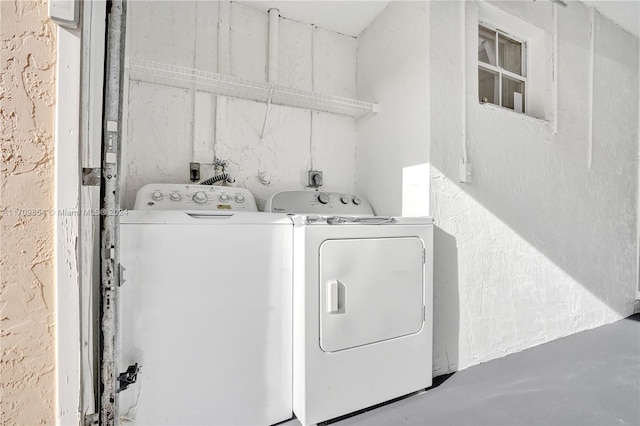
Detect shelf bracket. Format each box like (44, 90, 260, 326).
(259, 84, 275, 143)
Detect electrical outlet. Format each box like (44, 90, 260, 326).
(460, 163, 472, 183)
(308, 170, 323, 188)
(190, 162, 200, 182)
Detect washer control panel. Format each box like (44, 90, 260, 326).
(133, 184, 258, 211)
(265, 191, 374, 215)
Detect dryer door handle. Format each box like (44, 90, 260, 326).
(326, 280, 345, 314)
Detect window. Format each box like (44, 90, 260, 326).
(478, 24, 526, 113)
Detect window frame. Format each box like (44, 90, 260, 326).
(478, 21, 528, 113)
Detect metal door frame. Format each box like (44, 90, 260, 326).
(98, 0, 128, 424)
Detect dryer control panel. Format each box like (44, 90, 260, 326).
(133, 183, 258, 211)
(266, 191, 374, 215)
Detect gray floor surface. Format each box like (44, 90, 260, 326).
(284, 314, 640, 426)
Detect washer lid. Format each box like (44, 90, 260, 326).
(319, 236, 425, 353)
(120, 210, 293, 225)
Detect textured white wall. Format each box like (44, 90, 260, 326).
(356, 1, 430, 217)
(0, 1, 57, 423)
(359, 1, 638, 376)
(122, 2, 357, 210)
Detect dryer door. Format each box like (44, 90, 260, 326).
(319, 237, 424, 352)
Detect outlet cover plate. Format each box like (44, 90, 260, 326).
(308, 170, 323, 188)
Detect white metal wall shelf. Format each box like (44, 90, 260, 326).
(127, 58, 379, 118)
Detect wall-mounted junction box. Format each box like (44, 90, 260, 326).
(460, 163, 472, 184)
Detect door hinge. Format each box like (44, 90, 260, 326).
(119, 265, 126, 287)
(82, 167, 101, 186)
(117, 363, 141, 393)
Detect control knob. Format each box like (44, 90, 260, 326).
(219, 194, 230, 202)
(151, 191, 163, 201)
(170, 192, 181, 201)
(340, 196, 350, 204)
(192, 191, 208, 204)
(317, 193, 330, 204)
(352, 196, 361, 205)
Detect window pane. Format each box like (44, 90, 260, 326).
(501, 76, 524, 112)
(479, 68, 498, 105)
(498, 34, 522, 75)
(478, 26, 496, 66)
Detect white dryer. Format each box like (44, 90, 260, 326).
(119, 184, 292, 425)
(266, 191, 433, 426)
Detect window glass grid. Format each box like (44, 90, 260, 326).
(478, 24, 526, 113)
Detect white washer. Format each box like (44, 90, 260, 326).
(119, 184, 292, 425)
(266, 191, 434, 426)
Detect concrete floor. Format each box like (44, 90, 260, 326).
(285, 314, 640, 426)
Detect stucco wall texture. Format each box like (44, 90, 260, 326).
(1, 0, 57, 424)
